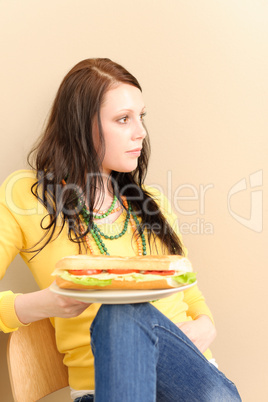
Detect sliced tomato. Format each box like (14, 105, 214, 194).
(143, 270, 175, 276)
(107, 269, 140, 274)
(68, 269, 101, 275)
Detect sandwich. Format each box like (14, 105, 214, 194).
(52, 254, 196, 290)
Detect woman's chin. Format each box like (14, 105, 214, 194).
(112, 162, 139, 173)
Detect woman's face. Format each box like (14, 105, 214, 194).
(97, 83, 147, 175)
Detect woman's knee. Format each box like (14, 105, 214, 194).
(90, 303, 158, 348)
(91, 304, 133, 330)
(90, 304, 137, 340)
(91, 303, 153, 331)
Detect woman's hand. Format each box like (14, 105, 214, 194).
(176, 315, 217, 353)
(15, 284, 92, 325)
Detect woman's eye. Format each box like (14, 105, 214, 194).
(140, 112, 146, 121)
(118, 116, 128, 124)
(117, 112, 146, 124)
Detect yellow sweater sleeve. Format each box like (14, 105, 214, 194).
(0, 292, 26, 333)
(183, 284, 215, 324)
(0, 171, 29, 332)
(146, 186, 215, 324)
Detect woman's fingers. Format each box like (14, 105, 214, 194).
(15, 286, 92, 324)
(176, 315, 216, 353)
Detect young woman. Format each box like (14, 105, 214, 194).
(0, 58, 241, 401)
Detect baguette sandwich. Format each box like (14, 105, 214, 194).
(52, 255, 196, 290)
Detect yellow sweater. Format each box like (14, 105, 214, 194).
(0, 170, 214, 390)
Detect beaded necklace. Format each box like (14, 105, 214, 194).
(78, 193, 147, 256)
(92, 195, 122, 218)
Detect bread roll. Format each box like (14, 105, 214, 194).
(55, 254, 192, 273)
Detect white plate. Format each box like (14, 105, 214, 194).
(50, 281, 197, 304)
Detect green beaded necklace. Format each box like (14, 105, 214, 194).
(79, 194, 147, 256)
(93, 195, 118, 219)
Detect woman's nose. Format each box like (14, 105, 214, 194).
(132, 119, 147, 140)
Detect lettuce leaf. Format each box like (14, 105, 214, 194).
(61, 271, 112, 287)
(172, 272, 196, 284)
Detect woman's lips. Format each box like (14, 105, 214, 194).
(126, 148, 141, 156)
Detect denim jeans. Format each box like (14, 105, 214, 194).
(79, 303, 241, 402)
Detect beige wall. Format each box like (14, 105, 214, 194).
(0, 0, 267, 401)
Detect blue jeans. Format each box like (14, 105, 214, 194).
(78, 303, 241, 402)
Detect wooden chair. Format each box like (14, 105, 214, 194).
(7, 318, 69, 402)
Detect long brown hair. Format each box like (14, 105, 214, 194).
(28, 58, 184, 257)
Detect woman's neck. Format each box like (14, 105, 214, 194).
(93, 174, 114, 210)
